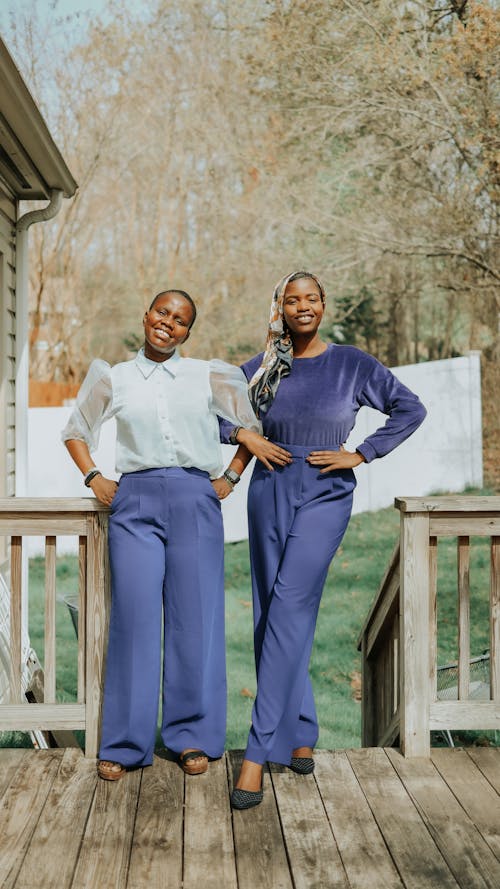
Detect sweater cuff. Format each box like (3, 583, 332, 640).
(218, 416, 236, 445)
(356, 441, 377, 464)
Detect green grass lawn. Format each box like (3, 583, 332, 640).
(2, 496, 496, 750)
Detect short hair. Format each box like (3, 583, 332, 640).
(148, 289, 197, 328)
(287, 271, 326, 304)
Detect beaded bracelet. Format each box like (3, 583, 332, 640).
(84, 468, 102, 487)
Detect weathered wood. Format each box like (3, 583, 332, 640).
(44, 535, 57, 703)
(458, 536, 471, 700)
(491, 538, 500, 702)
(0, 749, 29, 802)
(0, 497, 109, 512)
(126, 755, 184, 889)
(270, 762, 348, 889)
(378, 710, 400, 747)
(361, 635, 376, 746)
(357, 541, 399, 649)
(315, 751, 403, 889)
(395, 497, 500, 513)
(429, 701, 500, 729)
(0, 748, 499, 887)
(0, 517, 88, 534)
(347, 748, 458, 888)
(429, 536, 438, 702)
(228, 750, 293, 889)
(85, 511, 110, 758)
(77, 536, 87, 704)
(13, 749, 97, 889)
(431, 748, 500, 862)
(9, 536, 22, 705)
(366, 568, 399, 658)
(26, 668, 81, 748)
(0, 703, 85, 730)
(466, 748, 500, 795)
(430, 517, 500, 537)
(387, 747, 500, 889)
(0, 749, 62, 889)
(71, 767, 141, 889)
(400, 512, 430, 756)
(184, 755, 237, 889)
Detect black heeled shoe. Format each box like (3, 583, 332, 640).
(289, 756, 315, 775)
(230, 786, 264, 809)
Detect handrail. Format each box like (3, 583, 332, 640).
(0, 498, 110, 757)
(358, 495, 500, 756)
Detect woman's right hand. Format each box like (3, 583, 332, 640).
(236, 430, 292, 471)
(89, 475, 118, 506)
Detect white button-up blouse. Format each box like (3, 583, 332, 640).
(62, 348, 260, 477)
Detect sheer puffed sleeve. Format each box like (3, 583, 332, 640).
(61, 359, 114, 451)
(355, 358, 427, 463)
(209, 360, 261, 433)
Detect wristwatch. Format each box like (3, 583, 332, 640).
(223, 468, 241, 487)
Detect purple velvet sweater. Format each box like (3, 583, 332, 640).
(220, 344, 426, 462)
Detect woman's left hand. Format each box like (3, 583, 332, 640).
(211, 477, 234, 500)
(306, 446, 365, 473)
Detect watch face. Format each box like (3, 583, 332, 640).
(226, 469, 240, 484)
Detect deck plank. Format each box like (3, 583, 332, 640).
(71, 766, 141, 889)
(184, 754, 237, 889)
(127, 755, 184, 889)
(228, 750, 293, 889)
(0, 749, 29, 801)
(387, 747, 500, 889)
(314, 750, 404, 889)
(0, 749, 62, 889)
(270, 761, 348, 889)
(13, 748, 97, 889)
(347, 748, 459, 888)
(466, 748, 500, 794)
(431, 748, 500, 861)
(0, 746, 498, 888)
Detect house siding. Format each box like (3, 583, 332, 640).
(0, 180, 16, 502)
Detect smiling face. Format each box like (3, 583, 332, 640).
(143, 292, 194, 361)
(282, 276, 325, 339)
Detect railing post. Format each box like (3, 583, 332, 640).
(85, 511, 110, 758)
(360, 635, 376, 746)
(400, 511, 430, 756)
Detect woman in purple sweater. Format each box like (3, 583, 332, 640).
(217, 271, 426, 809)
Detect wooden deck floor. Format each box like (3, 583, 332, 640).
(1, 746, 500, 888)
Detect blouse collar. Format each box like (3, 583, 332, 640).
(135, 347, 181, 379)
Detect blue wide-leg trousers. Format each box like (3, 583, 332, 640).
(245, 445, 355, 766)
(98, 467, 226, 767)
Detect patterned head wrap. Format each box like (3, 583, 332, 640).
(248, 270, 326, 418)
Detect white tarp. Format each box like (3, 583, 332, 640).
(26, 352, 482, 552)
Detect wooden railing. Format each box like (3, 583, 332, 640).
(0, 498, 109, 757)
(358, 496, 500, 757)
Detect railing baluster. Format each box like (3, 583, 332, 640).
(457, 536, 470, 700)
(393, 630, 399, 715)
(0, 499, 110, 753)
(490, 536, 500, 702)
(10, 536, 22, 703)
(44, 536, 57, 703)
(78, 536, 87, 704)
(429, 536, 438, 702)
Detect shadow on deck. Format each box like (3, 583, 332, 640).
(1, 746, 500, 888)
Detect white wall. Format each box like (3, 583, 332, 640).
(27, 352, 482, 553)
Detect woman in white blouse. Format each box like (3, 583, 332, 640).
(63, 289, 260, 780)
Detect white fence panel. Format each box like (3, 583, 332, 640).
(27, 352, 482, 551)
